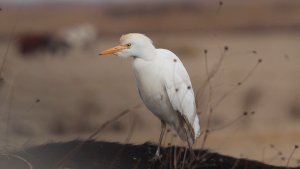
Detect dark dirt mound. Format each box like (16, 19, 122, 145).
(0, 140, 298, 169)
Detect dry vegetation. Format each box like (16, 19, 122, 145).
(0, 0, 300, 168)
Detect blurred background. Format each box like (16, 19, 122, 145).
(0, 0, 300, 167)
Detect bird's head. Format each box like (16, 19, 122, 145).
(99, 33, 156, 60)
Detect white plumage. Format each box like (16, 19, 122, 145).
(100, 33, 200, 157)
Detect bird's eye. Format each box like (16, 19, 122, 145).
(127, 43, 132, 47)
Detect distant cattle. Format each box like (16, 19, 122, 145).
(58, 23, 98, 50)
(16, 33, 70, 57)
(16, 24, 98, 57)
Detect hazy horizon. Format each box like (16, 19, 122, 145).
(1, 0, 199, 4)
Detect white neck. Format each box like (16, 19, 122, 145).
(134, 44, 157, 61)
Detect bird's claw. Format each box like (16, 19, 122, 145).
(149, 152, 162, 162)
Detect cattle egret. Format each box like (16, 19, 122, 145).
(99, 33, 200, 158)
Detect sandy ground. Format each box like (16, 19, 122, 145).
(0, 1, 300, 167)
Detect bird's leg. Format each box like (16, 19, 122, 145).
(187, 141, 196, 160)
(185, 130, 196, 159)
(153, 120, 166, 160)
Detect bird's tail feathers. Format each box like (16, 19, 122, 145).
(193, 115, 201, 138)
(173, 115, 196, 146)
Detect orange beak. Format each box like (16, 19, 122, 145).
(99, 45, 128, 55)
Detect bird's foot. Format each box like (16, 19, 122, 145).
(189, 149, 196, 159)
(149, 151, 162, 162)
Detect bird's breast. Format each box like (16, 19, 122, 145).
(133, 60, 164, 101)
(132, 59, 174, 121)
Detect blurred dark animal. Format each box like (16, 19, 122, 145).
(16, 33, 70, 56)
(0, 76, 4, 89)
(0, 140, 298, 169)
(288, 96, 300, 120)
(241, 86, 263, 110)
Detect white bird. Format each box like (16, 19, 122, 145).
(99, 33, 200, 158)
